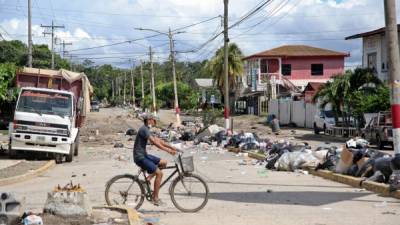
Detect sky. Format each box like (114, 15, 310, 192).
(0, 0, 397, 68)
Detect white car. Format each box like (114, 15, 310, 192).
(313, 110, 336, 134)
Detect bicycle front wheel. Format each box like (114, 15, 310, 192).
(105, 174, 145, 210)
(170, 173, 209, 212)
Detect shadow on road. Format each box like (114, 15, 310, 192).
(207, 180, 352, 189)
(207, 191, 371, 206)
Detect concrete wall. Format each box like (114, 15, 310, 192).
(268, 100, 318, 128)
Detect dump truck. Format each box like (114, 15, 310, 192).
(8, 67, 92, 163)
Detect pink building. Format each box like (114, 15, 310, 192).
(239, 45, 349, 115)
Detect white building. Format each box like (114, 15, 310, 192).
(345, 25, 400, 82)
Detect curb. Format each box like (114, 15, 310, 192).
(306, 169, 400, 199)
(93, 206, 141, 225)
(0, 160, 55, 187)
(245, 151, 266, 160)
(244, 152, 400, 199)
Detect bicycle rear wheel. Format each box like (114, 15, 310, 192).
(105, 174, 145, 210)
(170, 173, 209, 212)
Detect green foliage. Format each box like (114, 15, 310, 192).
(143, 94, 163, 111)
(201, 109, 223, 127)
(0, 40, 27, 66)
(313, 68, 388, 127)
(0, 63, 18, 102)
(155, 82, 199, 110)
(352, 86, 390, 115)
(205, 43, 244, 98)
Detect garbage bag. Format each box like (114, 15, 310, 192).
(275, 151, 320, 171)
(23, 214, 43, 225)
(335, 146, 353, 174)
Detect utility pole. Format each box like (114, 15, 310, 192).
(223, 0, 230, 130)
(384, 0, 400, 189)
(135, 27, 183, 122)
(123, 72, 126, 105)
(111, 79, 115, 99)
(169, 27, 181, 125)
(41, 20, 64, 69)
(27, 0, 33, 67)
(140, 61, 145, 110)
(59, 40, 72, 59)
(149, 46, 157, 115)
(130, 61, 135, 107)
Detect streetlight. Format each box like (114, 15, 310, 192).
(135, 27, 184, 126)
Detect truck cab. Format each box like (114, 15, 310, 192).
(9, 87, 79, 162)
(362, 111, 393, 149)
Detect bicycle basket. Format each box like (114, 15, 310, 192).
(181, 156, 194, 173)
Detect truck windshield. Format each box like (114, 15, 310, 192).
(16, 90, 72, 117)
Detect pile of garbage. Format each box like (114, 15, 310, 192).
(315, 138, 400, 187)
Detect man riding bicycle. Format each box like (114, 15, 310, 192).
(133, 114, 177, 206)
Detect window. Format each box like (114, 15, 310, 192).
(282, 64, 291, 76)
(311, 64, 324, 76)
(260, 59, 268, 73)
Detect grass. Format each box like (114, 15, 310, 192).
(0, 130, 7, 135)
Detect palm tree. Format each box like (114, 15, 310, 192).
(206, 43, 244, 111)
(313, 68, 384, 128)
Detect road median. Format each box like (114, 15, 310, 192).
(0, 160, 55, 186)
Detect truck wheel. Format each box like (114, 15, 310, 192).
(314, 124, 319, 135)
(55, 154, 63, 164)
(74, 134, 79, 156)
(66, 143, 74, 162)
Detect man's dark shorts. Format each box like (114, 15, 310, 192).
(135, 154, 160, 174)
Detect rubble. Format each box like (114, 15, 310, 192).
(44, 182, 92, 218)
(0, 192, 25, 225)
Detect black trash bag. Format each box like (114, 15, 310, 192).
(374, 157, 393, 183)
(367, 171, 386, 183)
(181, 131, 195, 141)
(226, 135, 241, 148)
(315, 147, 338, 171)
(265, 153, 281, 169)
(126, 128, 137, 136)
(214, 130, 227, 146)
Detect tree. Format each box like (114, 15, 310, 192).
(206, 43, 244, 112)
(313, 68, 386, 127)
(156, 82, 198, 110)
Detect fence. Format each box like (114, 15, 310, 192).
(268, 99, 318, 128)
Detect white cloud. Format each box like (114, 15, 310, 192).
(0, 0, 392, 67)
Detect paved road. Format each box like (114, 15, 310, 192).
(1, 108, 399, 225)
(1, 144, 399, 225)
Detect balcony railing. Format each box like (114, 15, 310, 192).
(259, 73, 281, 84)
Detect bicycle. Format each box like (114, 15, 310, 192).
(104, 151, 209, 212)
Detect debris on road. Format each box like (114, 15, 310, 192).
(0, 192, 25, 225)
(44, 182, 92, 218)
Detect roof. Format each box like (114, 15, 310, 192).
(195, 78, 214, 88)
(243, 45, 349, 60)
(345, 25, 400, 40)
(20, 87, 74, 95)
(303, 82, 325, 93)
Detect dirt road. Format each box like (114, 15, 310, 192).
(0, 108, 399, 225)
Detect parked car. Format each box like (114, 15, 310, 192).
(362, 111, 393, 149)
(90, 100, 100, 112)
(313, 110, 335, 134)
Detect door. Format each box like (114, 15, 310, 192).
(367, 52, 377, 72)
